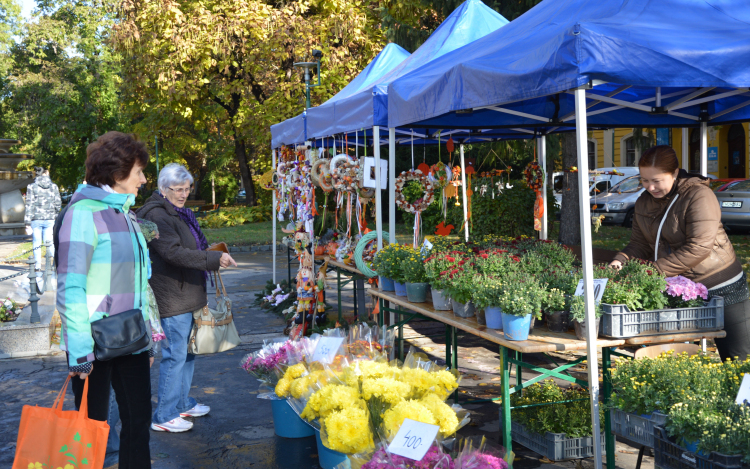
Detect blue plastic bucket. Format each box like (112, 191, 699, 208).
(485, 306, 503, 330)
(315, 429, 350, 469)
(379, 276, 395, 291)
(394, 281, 407, 296)
(502, 313, 532, 341)
(270, 399, 315, 438)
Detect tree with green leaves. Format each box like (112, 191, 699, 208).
(112, 0, 386, 206)
(0, 0, 122, 190)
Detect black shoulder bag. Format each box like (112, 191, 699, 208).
(89, 208, 150, 361)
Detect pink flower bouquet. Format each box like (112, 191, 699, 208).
(664, 276, 709, 308)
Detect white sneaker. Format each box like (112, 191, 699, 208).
(180, 403, 210, 418)
(151, 417, 193, 432)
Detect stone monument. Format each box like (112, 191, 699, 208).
(0, 139, 33, 236)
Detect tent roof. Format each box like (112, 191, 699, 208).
(307, 0, 509, 139)
(270, 112, 306, 148)
(387, 0, 750, 130)
(270, 44, 410, 148)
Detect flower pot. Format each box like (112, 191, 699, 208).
(573, 317, 601, 341)
(547, 310, 571, 333)
(379, 276, 395, 292)
(502, 313, 532, 341)
(406, 282, 428, 303)
(485, 306, 503, 330)
(476, 308, 486, 326)
(315, 429, 351, 469)
(394, 281, 407, 297)
(451, 299, 475, 318)
(431, 289, 452, 311)
(270, 398, 315, 438)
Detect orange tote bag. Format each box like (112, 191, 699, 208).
(13, 376, 110, 469)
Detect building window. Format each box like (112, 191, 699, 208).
(588, 140, 596, 169)
(624, 137, 641, 166)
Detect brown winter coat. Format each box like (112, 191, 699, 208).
(613, 170, 742, 289)
(137, 192, 223, 318)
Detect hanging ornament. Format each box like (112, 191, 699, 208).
(524, 162, 545, 231)
(446, 137, 454, 154)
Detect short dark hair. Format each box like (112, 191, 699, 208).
(85, 131, 149, 188)
(639, 145, 679, 175)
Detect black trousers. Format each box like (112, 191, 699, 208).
(715, 297, 750, 361)
(71, 352, 152, 469)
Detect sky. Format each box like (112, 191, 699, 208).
(19, 0, 34, 19)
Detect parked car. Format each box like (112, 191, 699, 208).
(712, 178, 745, 192)
(553, 167, 640, 207)
(235, 189, 246, 204)
(715, 180, 750, 231)
(590, 175, 645, 227)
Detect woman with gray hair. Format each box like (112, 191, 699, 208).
(137, 163, 236, 432)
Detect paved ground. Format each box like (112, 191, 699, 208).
(0, 244, 652, 469)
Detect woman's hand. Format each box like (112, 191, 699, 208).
(219, 252, 237, 268)
(69, 364, 93, 380)
(150, 357, 155, 368)
(609, 260, 623, 271)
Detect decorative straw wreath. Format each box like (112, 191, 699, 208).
(395, 169, 435, 214)
(311, 158, 330, 188)
(332, 159, 360, 192)
(524, 162, 543, 191)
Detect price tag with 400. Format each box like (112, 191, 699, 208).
(387, 418, 440, 461)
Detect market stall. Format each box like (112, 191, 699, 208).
(384, 0, 750, 467)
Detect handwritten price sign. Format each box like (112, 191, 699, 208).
(387, 418, 440, 461)
(574, 278, 609, 302)
(311, 337, 345, 364)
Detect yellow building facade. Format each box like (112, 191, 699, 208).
(589, 123, 750, 179)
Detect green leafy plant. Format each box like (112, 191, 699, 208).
(471, 275, 504, 310)
(568, 295, 603, 322)
(512, 380, 604, 438)
(371, 244, 412, 283)
(542, 288, 566, 313)
(402, 180, 425, 204)
(494, 273, 544, 318)
(198, 206, 272, 229)
(402, 251, 427, 284)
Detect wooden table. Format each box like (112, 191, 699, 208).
(324, 257, 369, 322)
(368, 288, 726, 468)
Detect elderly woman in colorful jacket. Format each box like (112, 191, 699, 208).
(57, 131, 153, 469)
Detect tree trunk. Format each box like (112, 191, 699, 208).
(558, 133, 581, 246)
(234, 134, 257, 206)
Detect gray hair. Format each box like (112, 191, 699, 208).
(158, 163, 194, 194)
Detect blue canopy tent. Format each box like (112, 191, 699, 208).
(270, 112, 306, 149)
(307, 0, 509, 248)
(386, 0, 750, 466)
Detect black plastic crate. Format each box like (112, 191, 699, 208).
(653, 426, 744, 469)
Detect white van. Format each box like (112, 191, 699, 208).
(552, 167, 640, 206)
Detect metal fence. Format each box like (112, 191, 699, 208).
(1, 241, 54, 324)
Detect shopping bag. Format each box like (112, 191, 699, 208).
(13, 376, 109, 469)
(188, 271, 241, 354)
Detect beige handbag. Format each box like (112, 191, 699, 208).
(188, 271, 241, 354)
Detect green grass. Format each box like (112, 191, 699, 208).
(204, 221, 286, 246)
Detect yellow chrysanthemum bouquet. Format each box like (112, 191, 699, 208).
(294, 347, 469, 459)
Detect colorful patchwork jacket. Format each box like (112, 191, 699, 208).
(56, 184, 151, 372)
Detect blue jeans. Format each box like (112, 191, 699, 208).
(104, 386, 120, 467)
(30, 219, 54, 273)
(153, 313, 197, 424)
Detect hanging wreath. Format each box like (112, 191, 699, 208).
(524, 162, 543, 191)
(395, 169, 435, 214)
(312, 158, 330, 188)
(332, 159, 360, 192)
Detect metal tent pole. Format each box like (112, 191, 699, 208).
(272, 148, 277, 284)
(682, 128, 689, 170)
(389, 128, 396, 243)
(574, 87, 604, 469)
(374, 126, 383, 250)
(459, 144, 469, 242)
(539, 135, 548, 240)
(700, 121, 708, 177)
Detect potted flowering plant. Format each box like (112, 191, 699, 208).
(443, 263, 477, 318)
(371, 244, 403, 292)
(424, 253, 457, 310)
(664, 276, 708, 307)
(543, 288, 569, 333)
(402, 251, 429, 303)
(569, 295, 603, 340)
(472, 275, 504, 329)
(496, 275, 544, 341)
